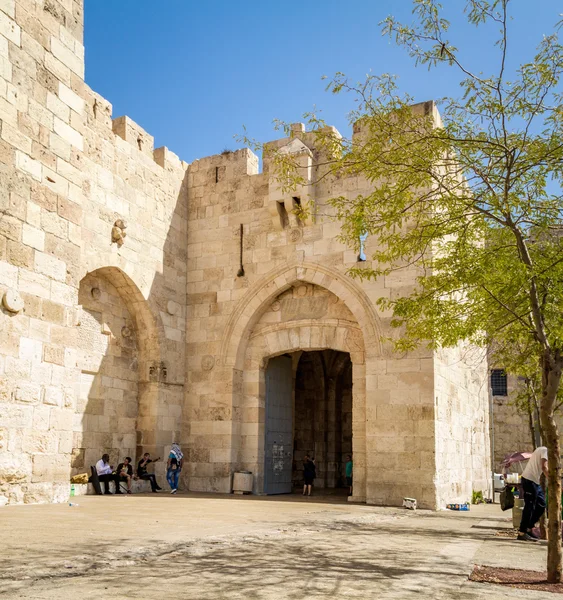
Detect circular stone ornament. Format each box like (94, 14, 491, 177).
(289, 228, 302, 243)
(201, 355, 215, 371)
(2, 290, 24, 313)
(121, 326, 132, 338)
(167, 301, 178, 315)
(91, 287, 101, 300)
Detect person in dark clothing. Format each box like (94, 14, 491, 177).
(95, 453, 122, 495)
(518, 446, 548, 541)
(116, 457, 134, 494)
(136, 453, 162, 493)
(303, 455, 316, 497)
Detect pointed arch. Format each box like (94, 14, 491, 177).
(220, 261, 382, 371)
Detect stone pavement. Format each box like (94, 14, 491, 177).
(0, 493, 550, 599)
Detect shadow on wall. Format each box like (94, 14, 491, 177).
(71, 169, 189, 483)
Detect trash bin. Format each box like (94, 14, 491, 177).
(512, 498, 525, 529)
(233, 471, 253, 495)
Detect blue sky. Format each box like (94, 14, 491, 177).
(84, 1, 561, 164)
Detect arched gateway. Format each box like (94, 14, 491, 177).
(207, 261, 384, 502)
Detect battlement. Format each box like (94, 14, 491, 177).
(189, 148, 259, 186)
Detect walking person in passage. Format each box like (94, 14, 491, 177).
(518, 446, 548, 542)
(95, 454, 121, 495)
(167, 443, 183, 494)
(302, 455, 316, 497)
(136, 453, 162, 493)
(345, 454, 353, 497)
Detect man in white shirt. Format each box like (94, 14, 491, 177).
(518, 446, 548, 542)
(95, 453, 122, 495)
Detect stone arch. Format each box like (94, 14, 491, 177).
(84, 266, 162, 366)
(220, 261, 382, 371)
(230, 275, 369, 501)
(74, 266, 166, 475)
(80, 256, 166, 361)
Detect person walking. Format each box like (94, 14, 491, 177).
(518, 445, 548, 542)
(302, 455, 316, 497)
(167, 443, 183, 494)
(345, 454, 353, 496)
(136, 453, 162, 493)
(95, 454, 121, 495)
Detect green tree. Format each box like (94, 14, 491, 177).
(262, 0, 563, 582)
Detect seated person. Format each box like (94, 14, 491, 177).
(95, 454, 122, 495)
(136, 453, 162, 493)
(116, 457, 133, 494)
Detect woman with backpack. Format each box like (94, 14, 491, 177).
(167, 443, 184, 494)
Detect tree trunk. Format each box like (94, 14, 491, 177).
(541, 352, 563, 584)
(527, 396, 537, 450)
(530, 383, 544, 445)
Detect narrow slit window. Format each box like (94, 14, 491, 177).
(293, 197, 303, 225)
(491, 369, 507, 396)
(358, 232, 368, 262)
(277, 201, 289, 229)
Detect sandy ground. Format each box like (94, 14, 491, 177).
(0, 492, 551, 599)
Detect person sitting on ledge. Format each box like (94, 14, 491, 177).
(95, 454, 122, 495)
(116, 457, 134, 494)
(136, 453, 162, 493)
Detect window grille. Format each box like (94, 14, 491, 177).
(491, 369, 507, 396)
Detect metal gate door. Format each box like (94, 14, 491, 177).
(264, 355, 293, 494)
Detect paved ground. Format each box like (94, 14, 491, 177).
(0, 492, 551, 599)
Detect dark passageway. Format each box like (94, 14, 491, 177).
(292, 350, 352, 490)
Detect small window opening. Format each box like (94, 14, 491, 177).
(137, 136, 143, 151)
(277, 201, 289, 229)
(215, 166, 219, 184)
(491, 369, 508, 396)
(293, 197, 304, 226)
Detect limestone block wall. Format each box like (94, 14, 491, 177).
(434, 346, 491, 505)
(0, 0, 492, 507)
(490, 373, 557, 471)
(0, 0, 187, 504)
(492, 394, 533, 469)
(74, 271, 138, 473)
(182, 128, 491, 508)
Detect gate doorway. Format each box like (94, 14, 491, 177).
(263, 350, 353, 495)
(264, 355, 293, 494)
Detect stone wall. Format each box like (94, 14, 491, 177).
(0, 0, 187, 503)
(0, 0, 491, 508)
(183, 119, 490, 508)
(74, 271, 139, 473)
(434, 347, 491, 506)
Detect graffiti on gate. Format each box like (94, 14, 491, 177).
(273, 444, 284, 473)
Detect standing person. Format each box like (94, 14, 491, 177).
(95, 454, 121, 495)
(345, 454, 353, 497)
(136, 453, 162, 493)
(167, 443, 184, 494)
(116, 457, 133, 494)
(518, 446, 548, 542)
(302, 455, 316, 497)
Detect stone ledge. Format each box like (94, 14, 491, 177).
(70, 478, 154, 496)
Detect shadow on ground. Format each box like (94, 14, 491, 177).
(1, 511, 505, 599)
